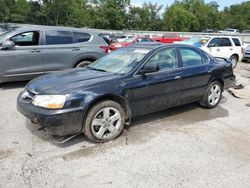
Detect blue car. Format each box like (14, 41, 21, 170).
(174, 37, 202, 47)
(17, 43, 235, 143)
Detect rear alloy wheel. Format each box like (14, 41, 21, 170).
(84, 100, 125, 143)
(75, 60, 92, 68)
(230, 55, 238, 69)
(199, 81, 222, 108)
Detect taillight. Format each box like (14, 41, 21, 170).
(99, 46, 108, 53)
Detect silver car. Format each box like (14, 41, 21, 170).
(0, 25, 108, 83)
(243, 45, 250, 62)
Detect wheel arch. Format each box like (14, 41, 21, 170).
(230, 53, 239, 61)
(74, 57, 97, 68)
(210, 78, 224, 90)
(82, 94, 131, 131)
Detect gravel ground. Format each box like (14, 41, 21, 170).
(0, 62, 250, 188)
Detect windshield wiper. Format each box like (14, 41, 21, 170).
(87, 67, 107, 72)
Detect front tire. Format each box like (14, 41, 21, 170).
(84, 100, 125, 143)
(199, 81, 222, 109)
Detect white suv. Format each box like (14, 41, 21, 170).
(199, 36, 243, 68)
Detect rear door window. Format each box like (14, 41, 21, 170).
(46, 30, 73, 45)
(10, 31, 40, 46)
(73, 32, 91, 43)
(180, 48, 208, 67)
(232, 38, 241, 46)
(221, 38, 232, 46)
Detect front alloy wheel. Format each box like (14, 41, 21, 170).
(91, 107, 122, 140)
(84, 100, 125, 142)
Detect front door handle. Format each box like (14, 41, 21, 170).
(175, 76, 181, 80)
(216, 49, 220, 52)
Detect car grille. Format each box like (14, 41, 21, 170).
(19, 90, 36, 103)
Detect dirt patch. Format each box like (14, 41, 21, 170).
(223, 133, 250, 161)
(0, 149, 13, 160)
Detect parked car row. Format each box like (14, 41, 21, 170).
(101, 32, 249, 66)
(0, 24, 239, 143)
(201, 28, 245, 34)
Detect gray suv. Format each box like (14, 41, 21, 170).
(0, 25, 108, 83)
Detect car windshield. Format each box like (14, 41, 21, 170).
(87, 48, 150, 75)
(0, 30, 13, 41)
(183, 37, 201, 43)
(199, 37, 211, 46)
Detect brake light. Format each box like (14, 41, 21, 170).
(99, 46, 108, 53)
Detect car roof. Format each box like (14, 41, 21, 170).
(201, 35, 241, 38)
(12, 25, 99, 34)
(128, 42, 202, 50)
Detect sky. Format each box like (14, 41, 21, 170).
(131, 0, 247, 10)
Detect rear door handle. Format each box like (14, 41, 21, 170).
(72, 48, 80, 51)
(175, 76, 181, 80)
(216, 49, 220, 52)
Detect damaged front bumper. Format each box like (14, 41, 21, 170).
(17, 94, 85, 136)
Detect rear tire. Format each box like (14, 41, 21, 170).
(230, 55, 238, 69)
(84, 100, 125, 143)
(199, 81, 222, 109)
(75, 60, 92, 68)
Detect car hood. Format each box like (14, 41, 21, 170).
(27, 68, 120, 94)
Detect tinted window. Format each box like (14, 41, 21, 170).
(221, 38, 232, 46)
(46, 30, 73, 45)
(102, 36, 111, 45)
(73, 32, 91, 43)
(10, 31, 39, 46)
(208, 38, 220, 47)
(180, 48, 206, 67)
(145, 48, 178, 71)
(232, 38, 241, 46)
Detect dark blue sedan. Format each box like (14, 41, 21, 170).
(17, 43, 235, 143)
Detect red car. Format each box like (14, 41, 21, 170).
(153, 33, 189, 43)
(109, 37, 155, 51)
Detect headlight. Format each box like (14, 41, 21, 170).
(32, 95, 66, 109)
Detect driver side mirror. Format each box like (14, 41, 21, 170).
(139, 64, 159, 75)
(1, 40, 15, 50)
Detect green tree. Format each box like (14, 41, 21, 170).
(11, 0, 30, 23)
(128, 3, 163, 31)
(90, 0, 130, 29)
